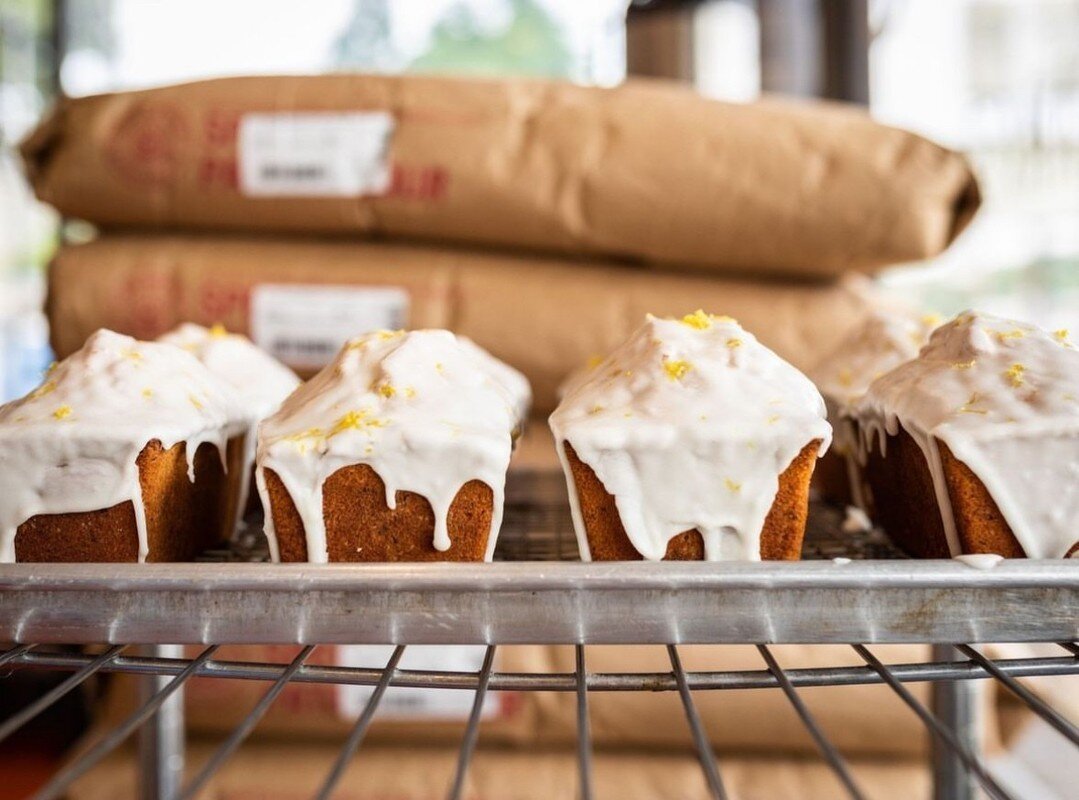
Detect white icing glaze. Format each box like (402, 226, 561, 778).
(159, 323, 301, 525)
(954, 553, 1004, 570)
(549, 311, 831, 561)
(811, 311, 938, 407)
(255, 329, 530, 563)
(841, 505, 872, 533)
(810, 310, 937, 510)
(851, 311, 1079, 559)
(0, 329, 247, 562)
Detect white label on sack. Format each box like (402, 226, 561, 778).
(335, 645, 499, 720)
(238, 111, 395, 197)
(250, 284, 409, 370)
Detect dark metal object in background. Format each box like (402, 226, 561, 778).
(820, 0, 870, 104)
(629, 0, 870, 105)
(627, 0, 697, 80)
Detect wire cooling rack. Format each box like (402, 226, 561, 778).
(1, 470, 1077, 800)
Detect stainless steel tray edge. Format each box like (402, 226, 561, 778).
(2, 560, 1076, 645)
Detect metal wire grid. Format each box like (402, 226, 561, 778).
(1, 473, 1077, 799)
(2, 640, 1079, 800)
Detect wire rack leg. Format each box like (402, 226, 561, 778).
(447, 644, 496, 800)
(667, 645, 728, 800)
(575, 645, 594, 800)
(929, 644, 979, 800)
(137, 644, 187, 800)
(852, 644, 1012, 800)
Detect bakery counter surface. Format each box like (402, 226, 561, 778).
(0, 487, 1076, 646)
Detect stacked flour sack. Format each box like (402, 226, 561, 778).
(256, 329, 530, 563)
(848, 311, 1079, 560)
(0, 329, 249, 562)
(550, 310, 831, 561)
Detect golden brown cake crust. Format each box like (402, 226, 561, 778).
(14, 438, 233, 562)
(937, 442, 1025, 558)
(562, 440, 820, 561)
(264, 464, 494, 562)
(862, 427, 1027, 558)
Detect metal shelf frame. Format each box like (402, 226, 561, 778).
(2, 493, 1077, 800)
(2, 559, 1076, 646)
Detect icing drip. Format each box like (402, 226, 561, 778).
(0, 329, 247, 562)
(549, 312, 831, 561)
(255, 329, 530, 563)
(851, 311, 1079, 559)
(810, 310, 937, 509)
(158, 323, 301, 526)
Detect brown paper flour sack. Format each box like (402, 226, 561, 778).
(22, 74, 979, 279)
(69, 740, 933, 800)
(46, 234, 885, 413)
(533, 645, 1002, 758)
(177, 644, 546, 746)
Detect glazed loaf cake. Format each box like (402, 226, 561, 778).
(809, 311, 937, 508)
(159, 323, 300, 524)
(850, 311, 1079, 559)
(550, 311, 832, 561)
(256, 329, 530, 563)
(0, 329, 247, 562)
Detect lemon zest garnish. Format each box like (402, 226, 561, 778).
(435, 362, 444, 374)
(1054, 329, 1070, 345)
(589, 405, 604, 415)
(680, 309, 713, 330)
(662, 358, 692, 381)
(377, 382, 397, 398)
(921, 313, 943, 328)
(767, 414, 781, 424)
(209, 323, 228, 338)
(376, 329, 403, 341)
(121, 348, 143, 362)
(623, 412, 632, 418)
(837, 369, 853, 388)
(188, 394, 204, 410)
(404, 387, 416, 398)
(53, 405, 73, 420)
(995, 328, 1026, 343)
(1004, 363, 1025, 387)
(952, 359, 976, 370)
(586, 354, 604, 370)
(142, 388, 153, 398)
(329, 409, 385, 437)
(285, 427, 324, 443)
(30, 381, 57, 400)
(724, 478, 742, 493)
(726, 337, 742, 349)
